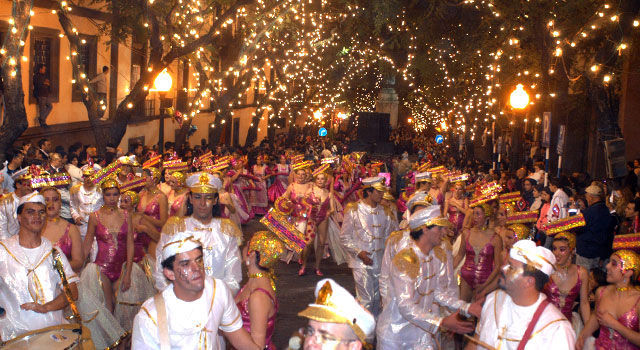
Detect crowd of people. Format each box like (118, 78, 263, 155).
(0, 132, 639, 350)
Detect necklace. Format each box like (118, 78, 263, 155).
(617, 286, 631, 292)
(102, 205, 117, 213)
(556, 265, 570, 281)
(249, 272, 276, 291)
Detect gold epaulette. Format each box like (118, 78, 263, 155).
(69, 183, 82, 195)
(385, 229, 405, 247)
(220, 218, 243, 244)
(392, 247, 419, 279)
(433, 246, 447, 264)
(0, 193, 14, 205)
(344, 201, 358, 214)
(161, 216, 186, 236)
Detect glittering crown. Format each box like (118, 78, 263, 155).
(554, 231, 576, 250)
(100, 178, 119, 191)
(614, 250, 640, 281)
(249, 231, 285, 269)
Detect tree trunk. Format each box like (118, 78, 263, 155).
(0, 0, 33, 162)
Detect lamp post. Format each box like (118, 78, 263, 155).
(153, 69, 173, 153)
(509, 84, 529, 171)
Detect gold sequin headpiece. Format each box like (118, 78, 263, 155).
(248, 231, 285, 269)
(614, 250, 640, 281)
(186, 172, 222, 193)
(169, 171, 186, 185)
(507, 224, 530, 241)
(554, 231, 576, 250)
(145, 167, 161, 181)
(100, 178, 119, 191)
(122, 190, 140, 207)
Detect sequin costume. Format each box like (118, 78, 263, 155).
(55, 223, 73, 259)
(340, 201, 398, 316)
(289, 187, 313, 239)
(250, 164, 269, 215)
(227, 170, 254, 224)
(0, 193, 22, 239)
(70, 184, 103, 238)
(236, 287, 277, 350)
(594, 289, 640, 350)
(377, 234, 470, 349)
(543, 272, 581, 320)
(153, 216, 242, 293)
(0, 235, 79, 340)
(168, 192, 187, 217)
(267, 164, 289, 203)
(446, 202, 466, 235)
(94, 211, 129, 282)
(460, 233, 497, 289)
(135, 196, 159, 261)
(307, 191, 331, 225)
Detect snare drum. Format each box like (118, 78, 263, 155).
(1, 324, 94, 350)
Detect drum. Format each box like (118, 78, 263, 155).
(1, 324, 94, 350)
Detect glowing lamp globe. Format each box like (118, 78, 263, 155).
(154, 69, 173, 92)
(510, 84, 529, 109)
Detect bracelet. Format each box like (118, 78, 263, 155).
(461, 303, 471, 318)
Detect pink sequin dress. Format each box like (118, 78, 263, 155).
(595, 289, 640, 350)
(543, 271, 581, 320)
(168, 192, 187, 217)
(250, 165, 269, 215)
(134, 197, 160, 262)
(94, 211, 129, 282)
(54, 223, 73, 260)
(228, 170, 254, 224)
(446, 202, 466, 235)
(267, 164, 289, 202)
(307, 192, 330, 225)
(460, 233, 497, 289)
(236, 286, 277, 350)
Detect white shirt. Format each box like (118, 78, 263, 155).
(69, 184, 103, 237)
(0, 193, 24, 239)
(547, 188, 569, 223)
(132, 276, 242, 350)
(154, 217, 242, 293)
(476, 290, 575, 350)
(0, 235, 79, 340)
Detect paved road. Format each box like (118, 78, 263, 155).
(241, 219, 356, 349)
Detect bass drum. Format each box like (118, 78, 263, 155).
(0, 324, 94, 350)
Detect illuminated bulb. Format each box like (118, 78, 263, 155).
(127, 103, 133, 108)
(611, 15, 618, 21)
(619, 43, 628, 50)
(603, 75, 611, 83)
(634, 20, 639, 27)
(591, 65, 599, 72)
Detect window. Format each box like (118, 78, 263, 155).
(29, 27, 60, 104)
(72, 35, 98, 102)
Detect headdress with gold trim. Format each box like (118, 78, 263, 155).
(100, 178, 120, 191)
(298, 279, 375, 344)
(168, 171, 186, 185)
(362, 176, 388, 192)
(161, 230, 203, 261)
(507, 224, 530, 241)
(291, 160, 314, 172)
(249, 231, 285, 269)
(553, 231, 576, 250)
(510, 240, 556, 276)
(144, 167, 161, 181)
(186, 172, 222, 194)
(121, 190, 140, 207)
(542, 213, 586, 236)
(613, 250, 640, 282)
(312, 164, 330, 178)
(408, 205, 452, 230)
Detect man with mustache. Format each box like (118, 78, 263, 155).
(469, 240, 575, 349)
(0, 193, 79, 341)
(132, 230, 259, 349)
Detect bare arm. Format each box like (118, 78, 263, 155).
(578, 266, 591, 323)
(21, 283, 78, 313)
(222, 328, 260, 350)
(138, 216, 161, 242)
(247, 291, 272, 348)
(475, 234, 503, 299)
(453, 229, 469, 267)
(67, 224, 85, 272)
(144, 194, 168, 229)
(576, 287, 603, 350)
(82, 213, 97, 259)
(121, 211, 134, 291)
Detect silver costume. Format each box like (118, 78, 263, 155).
(376, 234, 470, 349)
(69, 184, 103, 238)
(0, 193, 22, 239)
(153, 216, 242, 293)
(340, 201, 398, 316)
(0, 235, 79, 340)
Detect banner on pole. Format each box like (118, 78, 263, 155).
(542, 112, 552, 148)
(557, 125, 566, 155)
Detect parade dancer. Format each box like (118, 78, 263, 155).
(268, 154, 290, 203)
(153, 172, 242, 294)
(132, 230, 260, 350)
(250, 155, 269, 215)
(0, 169, 35, 239)
(340, 176, 398, 317)
(70, 165, 103, 240)
(472, 240, 576, 349)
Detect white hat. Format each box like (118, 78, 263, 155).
(161, 230, 203, 262)
(415, 172, 433, 183)
(18, 192, 45, 207)
(362, 176, 387, 192)
(118, 155, 139, 166)
(408, 206, 452, 230)
(186, 172, 223, 193)
(405, 192, 435, 213)
(299, 278, 375, 344)
(11, 168, 31, 181)
(509, 240, 556, 276)
(585, 184, 604, 197)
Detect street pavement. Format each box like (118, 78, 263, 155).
(241, 219, 356, 349)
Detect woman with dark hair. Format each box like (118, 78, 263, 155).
(165, 171, 188, 217)
(83, 179, 134, 313)
(234, 231, 285, 349)
(577, 250, 640, 349)
(137, 167, 168, 257)
(41, 187, 84, 271)
(282, 161, 313, 273)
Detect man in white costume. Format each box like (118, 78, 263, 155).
(299, 278, 376, 350)
(376, 206, 482, 349)
(132, 230, 259, 349)
(69, 165, 103, 239)
(0, 193, 79, 341)
(340, 176, 398, 317)
(154, 172, 242, 294)
(400, 190, 434, 229)
(0, 168, 35, 239)
(470, 240, 576, 349)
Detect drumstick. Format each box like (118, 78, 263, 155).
(463, 334, 497, 350)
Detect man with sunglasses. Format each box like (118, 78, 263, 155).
(299, 278, 375, 350)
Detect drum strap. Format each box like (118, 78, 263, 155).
(154, 293, 171, 350)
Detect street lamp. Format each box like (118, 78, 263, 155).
(509, 84, 529, 109)
(153, 69, 173, 153)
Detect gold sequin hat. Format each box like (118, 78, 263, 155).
(291, 160, 314, 171)
(299, 278, 375, 344)
(248, 231, 286, 269)
(312, 164, 330, 178)
(122, 190, 140, 207)
(507, 224, 530, 241)
(510, 240, 556, 276)
(169, 171, 186, 185)
(362, 176, 388, 192)
(408, 205, 452, 230)
(100, 178, 119, 191)
(186, 172, 222, 194)
(118, 155, 139, 167)
(161, 230, 203, 261)
(145, 167, 161, 181)
(554, 231, 576, 250)
(613, 250, 640, 281)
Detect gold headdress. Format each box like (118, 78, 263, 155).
(100, 178, 119, 191)
(554, 231, 576, 250)
(122, 190, 140, 207)
(507, 224, 530, 241)
(249, 231, 286, 269)
(614, 250, 640, 281)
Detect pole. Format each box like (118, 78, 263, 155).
(492, 122, 496, 170)
(158, 92, 166, 153)
(557, 155, 562, 178)
(544, 147, 550, 186)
